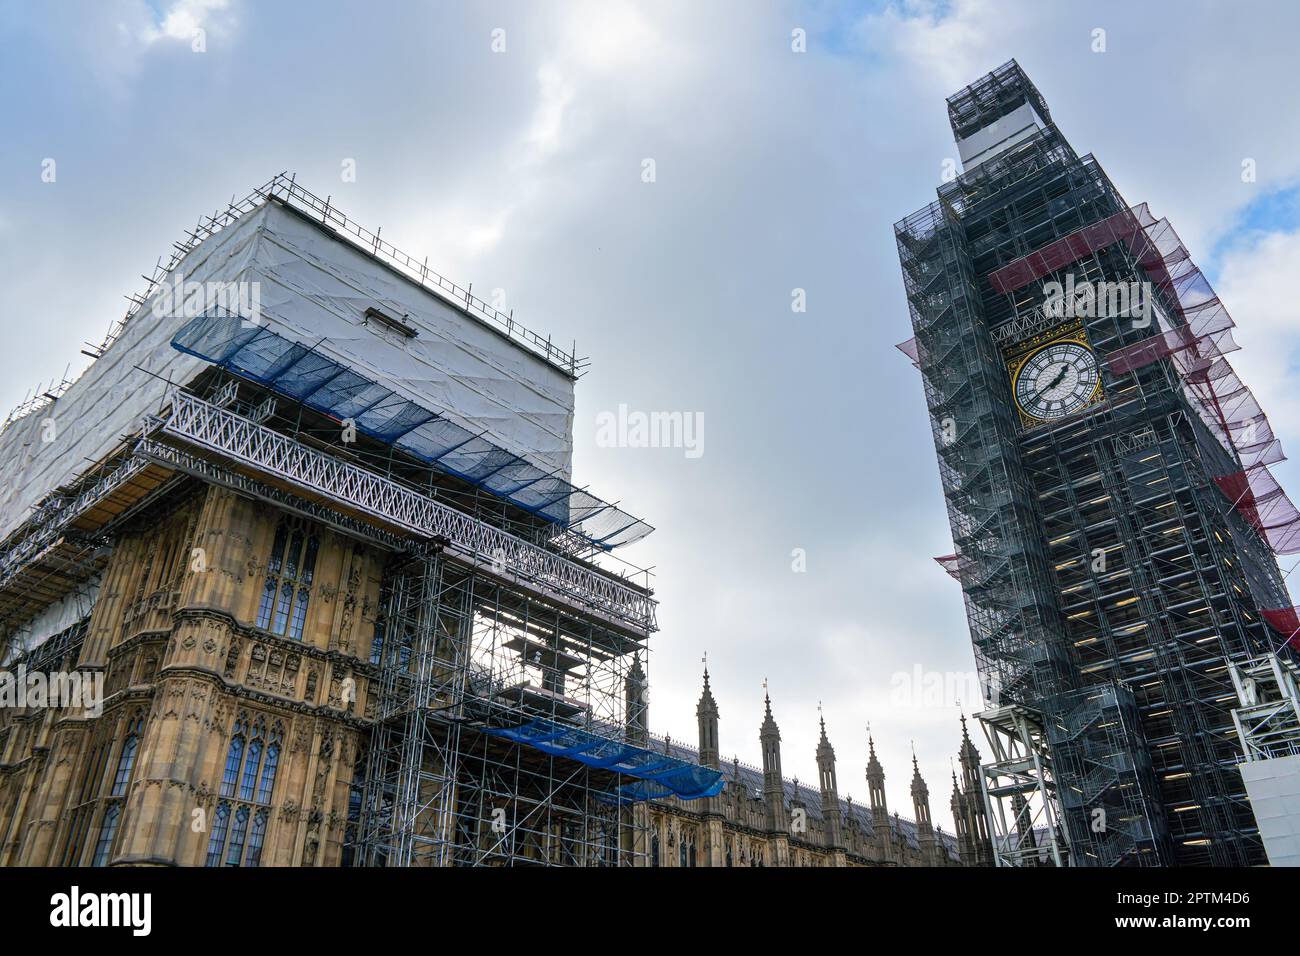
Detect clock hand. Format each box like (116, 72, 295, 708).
(1032, 363, 1068, 400)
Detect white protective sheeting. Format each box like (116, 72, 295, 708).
(0, 198, 576, 542)
(246, 201, 574, 476)
(1240, 754, 1300, 866)
(2, 576, 101, 666)
(956, 100, 1047, 171)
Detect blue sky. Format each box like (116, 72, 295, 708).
(3, 0, 1300, 832)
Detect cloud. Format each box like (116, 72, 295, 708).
(7, 0, 1300, 836)
(1216, 227, 1300, 496)
(139, 0, 233, 46)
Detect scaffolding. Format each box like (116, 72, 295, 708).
(1230, 655, 1300, 762)
(898, 60, 1300, 866)
(0, 364, 717, 865)
(354, 551, 658, 866)
(0, 174, 723, 864)
(978, 704, 1067, 867)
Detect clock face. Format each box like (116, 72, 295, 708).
(1012, 341, 1100, 422)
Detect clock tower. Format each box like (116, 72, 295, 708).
(897, 61, 1300, 867)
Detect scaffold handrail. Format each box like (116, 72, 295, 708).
(145, 388, 657, 632)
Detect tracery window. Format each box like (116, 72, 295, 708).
(91, 803, 121, 867)
(207, 713, 283, 867)
(59, 710, 144, 866)
(256, 520, 319, 640)
(111, 716, 144, 797)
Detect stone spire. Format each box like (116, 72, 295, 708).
(958, 712, 981, 793)
(957, 713, 994, 866)
(950, 762, 972, 861)
(866, 726, 891, 857)
(624, 651, 648, 745)
(911, 746, 936, 864)
(910, 748, 931, 824)
(696, 664, 720, 770)
(815, 706, 842, 849)
(759, 684, 787, 834)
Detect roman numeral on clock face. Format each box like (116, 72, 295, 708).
(1012, 341, 1099, 422)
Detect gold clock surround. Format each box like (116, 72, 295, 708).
(1004, 321, 1104, 430)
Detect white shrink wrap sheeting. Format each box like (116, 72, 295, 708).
(0, 199, 577, 543)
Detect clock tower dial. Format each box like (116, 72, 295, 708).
(1010, 339, 1101, 424)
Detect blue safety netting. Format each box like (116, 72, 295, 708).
(482, 718, 724, 803)
(171, 314, 653, 549)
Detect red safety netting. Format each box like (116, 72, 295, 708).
(1104, 207, 1237, 377)
(1183, 357, 1284, 471)
(1102, 209, 1300, 556)
(896, 337, 921, 368)
(1213, 466, 1300, 555)
(987, 200, 1300, 638)
(993, 201, 1300, 559)
(987, 204, 1239, 382)
(935, 553, 973, 582)
(1261, 607, 1300, 651)
(988, 206, 1146, 294)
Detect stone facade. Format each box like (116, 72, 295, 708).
(1, 481, 993, 867)
(640, 672, 993, 867)
(0, 483, 378, 867)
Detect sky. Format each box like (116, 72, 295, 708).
(3, 0, 1300, 835)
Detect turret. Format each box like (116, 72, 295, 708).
(866, 728, 891, 856)
(958, 713, 994, 866)
(911, 747, 936, 864)
(697, 667, 720, 770)
(760, 688, 787, 833)
(816, 710, 842, 848)
(625, 651, 648, 745)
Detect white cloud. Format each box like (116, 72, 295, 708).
(1216, 229, 1300, 489)
(9, 0, 1300, 836)
(524, 63, 577, 159)
(139, 0, 232, 46)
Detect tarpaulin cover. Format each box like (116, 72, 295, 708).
(171, 314, 653, 549)
(482, 718, 725, 803)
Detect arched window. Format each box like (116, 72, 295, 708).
(111, 717, 144, 797)
(225, 805, 250, 866)
(651, 833, 660, 867)
(239, 723, 265, 801)
(255, 520, 319, 640)
(220, 718, 246, 798)
(678, 840, 688, 868)
(246, 810, 268, 867)
(208, 714, 283, 867)
(205, 802, 230, 867)
(92, 803, 120, 867)
(256, 730, 281, 804)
